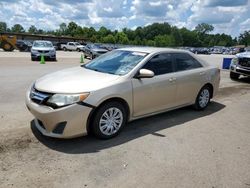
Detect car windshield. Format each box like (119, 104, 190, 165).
(83, 50, 148, 75)
(91, 44, 103, 49)
(33, 41, 53, 47)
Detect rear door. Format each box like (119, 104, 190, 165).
(132, 53, 177, 117)
(172, 53, 205, 105)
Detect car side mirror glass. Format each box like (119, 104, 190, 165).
(136, 69, 154, 78)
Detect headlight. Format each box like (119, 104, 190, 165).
(231, 58, 238, 65)
(31, 49, 38, 53)
(47, 93, 89, 108)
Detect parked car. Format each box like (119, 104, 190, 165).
(230, 51, 250, 79)
(16, 40, 32, 52)
(190, 47, 210, 54)
(84, 44, 108, 59)
(31, 40, 56, 61)
(61, 42, 85, 52)
(26, 47, 220, 139)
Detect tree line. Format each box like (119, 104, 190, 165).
(0, 21, 249, 47)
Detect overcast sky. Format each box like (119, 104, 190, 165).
(0, 0, 250, 37)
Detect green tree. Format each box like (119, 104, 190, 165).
(144, 22, 171, 40)
(179, 28, 201, 47)
(195, 23, 214, 35)
(154, 35, 175, 47)
(98, 26, 111, 37)
(123, 28, 135, 41)
(0, 22, 7, 32)
(171, 26, 183, 46)
(67, 21, 78, 36)
(28, 25, 37, 34)
(102, 34, 115, 44)
(59, 23, 67, 35)
(11, 24, 25, 33)
(238, 30, 250, 46)
(115, 32, 129, 44)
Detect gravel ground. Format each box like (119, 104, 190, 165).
(0, 51, 249, 188)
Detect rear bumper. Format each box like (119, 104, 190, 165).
(26, 91, 92, 138)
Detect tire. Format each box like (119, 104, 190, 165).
(90, 53, 95, 60)
(77, 48, 81, 52)
(31, 57, 36, 61)
(230, 72, 240, 80)
(194, 85, 211, 110)
(92, 102, 127, 139)
(52, 57, 57, 61)
(2, 41, 14, 51)
(63, 47, 67, 51)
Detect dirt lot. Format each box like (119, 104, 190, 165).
(0, 51, 250, 188)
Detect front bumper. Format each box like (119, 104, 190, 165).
(31, 51, 56, 59)
(230, 64, 250, 76)
(26, 91, 92, 138)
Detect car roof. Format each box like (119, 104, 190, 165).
(117, 47, 189, 54)
(34, 40, 52, 43)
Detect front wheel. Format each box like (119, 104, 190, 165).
(92, 102, 127, 139)
(194, 86, 211, 110)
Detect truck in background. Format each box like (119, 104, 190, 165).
(61, 42, 85, 52)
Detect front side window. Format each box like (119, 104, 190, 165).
(143, 53, 173, 75)
(174, 53, 202, 71)
(83, 50, 148, 75)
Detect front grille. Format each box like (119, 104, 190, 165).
(30, 87, 52, 105)
(238, 58, 250, 68)
(236, 69, 250, 75)
(38, 50, 49, 53)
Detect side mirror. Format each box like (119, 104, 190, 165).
(136, 69, 154, 78)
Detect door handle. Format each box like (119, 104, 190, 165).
(169, 77, 176, 82)
(199, 72, 205, 75)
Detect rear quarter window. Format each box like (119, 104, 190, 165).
(173, 53, 202, 71)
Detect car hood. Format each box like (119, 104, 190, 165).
(92, 48, 108, 52)
(34, 66, 120, 93)
(32, 47, 54, 51)
(236, 52, 250, 58)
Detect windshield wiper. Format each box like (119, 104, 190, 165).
(82, 65, 116, 75)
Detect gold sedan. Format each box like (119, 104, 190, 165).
(26, 47, 220, 139)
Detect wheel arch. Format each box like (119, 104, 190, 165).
(86, 97, 130, 134)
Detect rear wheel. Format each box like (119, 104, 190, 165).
(31, 57, 36, 61)
(63, 47, 67, 51)
(194, 85, 211, 110)
(92, 102, 127, 139)
(230, 72, 240, 80)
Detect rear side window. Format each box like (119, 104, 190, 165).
(173, 53, 202, 71)
(143, 53, 173, 75)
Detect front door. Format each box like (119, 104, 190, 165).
(132, 53, 177, 117)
